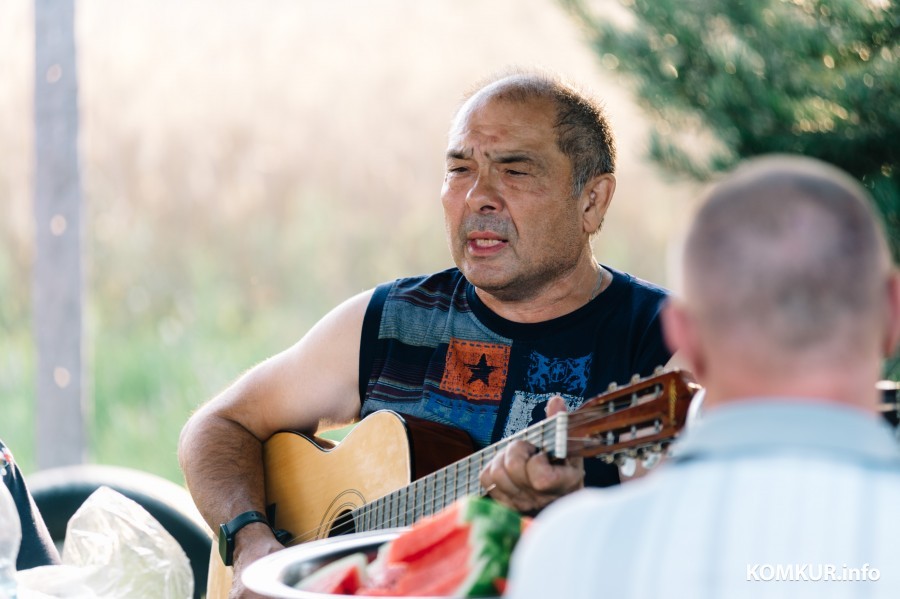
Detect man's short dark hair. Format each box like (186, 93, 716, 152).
(684, 155, 891, 353)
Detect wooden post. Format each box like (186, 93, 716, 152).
(32, 0, 87, 468)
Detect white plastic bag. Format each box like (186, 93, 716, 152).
(16, 565, 97, 598)
(17, 486, 192, 599)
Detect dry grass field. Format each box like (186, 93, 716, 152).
(0, 0, 701, 480)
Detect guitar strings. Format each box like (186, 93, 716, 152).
(277, 388, 670, 546)
(278, 445, 507, 545)
(277, 435, 522, 546)
(278, 391, 665, 545)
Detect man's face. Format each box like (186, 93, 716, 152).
(441, 96, 587, 300)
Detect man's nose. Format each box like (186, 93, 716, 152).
(465, 173, 502, 213)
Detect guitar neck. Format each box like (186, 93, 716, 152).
(349, 369, 696, 533)
(352, 414, 567, 531)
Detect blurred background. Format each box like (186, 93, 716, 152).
(1, 0, 897, 484)
(1, 0, 702, 483)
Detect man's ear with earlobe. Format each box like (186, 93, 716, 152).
(661, 298, 705, 380)
(581, 173, 616, 235)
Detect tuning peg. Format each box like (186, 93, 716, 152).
(617, 455, 637, 478)
(654, 365, 664, 375)
(608, 381, 618, 392)
(631, 373, 640, 384)
(641, 452, 662, 469)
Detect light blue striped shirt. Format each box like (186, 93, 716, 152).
(508, 400, 900, 598)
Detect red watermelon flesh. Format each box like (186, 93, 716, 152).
(357, 496, 523, 597)
(294, 551, 368, 594)
(364, 530, 473, 596)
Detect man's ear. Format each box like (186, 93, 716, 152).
(661, 298, 705, 380)
(581, 174, 616, 235)
(883, 270, 900, 358)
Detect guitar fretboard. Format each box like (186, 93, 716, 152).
(352, 412, 567, 531)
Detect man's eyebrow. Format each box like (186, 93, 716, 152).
(445, 149, 541, 165)
(446, 149, 471, 161)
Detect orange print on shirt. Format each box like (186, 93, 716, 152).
(439, 338, 510, 402)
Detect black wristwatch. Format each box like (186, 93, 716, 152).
(218, 510, 269, 566)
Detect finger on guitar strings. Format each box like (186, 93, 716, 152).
(478, 440, 546, 513)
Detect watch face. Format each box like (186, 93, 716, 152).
(219, 523, 233, 566)
(218, 511, 269, 567)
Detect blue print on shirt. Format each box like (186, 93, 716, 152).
(526, 351, 592, 395)
(502, 391, 585, 439)
(420, 390, 500, 448)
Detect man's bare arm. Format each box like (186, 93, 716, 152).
(177, 289, 373, 594)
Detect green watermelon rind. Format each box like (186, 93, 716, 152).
(448, 497, 524, 597)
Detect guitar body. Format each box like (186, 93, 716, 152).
(206, 410, 476, 598)
(264, 410, 414, 542)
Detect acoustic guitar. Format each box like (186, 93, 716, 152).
(206, 368, 699, 597)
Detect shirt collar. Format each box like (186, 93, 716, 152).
(670, 399, 900, 467)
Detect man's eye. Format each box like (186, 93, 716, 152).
(506, 169, 528, 176)
(447, 166, 469, 174)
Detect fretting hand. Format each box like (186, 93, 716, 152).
(479, 396, 585, 514)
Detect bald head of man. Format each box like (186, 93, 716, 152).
(664, 155, 900, 411)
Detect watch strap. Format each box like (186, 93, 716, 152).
(218, 510, 269, 566)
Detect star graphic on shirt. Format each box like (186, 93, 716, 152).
(466, 353, 496, 387)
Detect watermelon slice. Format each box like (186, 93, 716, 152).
(294, 551, 369, 595)
(357, 496, 524, 597)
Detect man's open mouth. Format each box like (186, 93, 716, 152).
(472, 238, 505, 248)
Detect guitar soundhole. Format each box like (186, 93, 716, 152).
(328, 510, 357, 538)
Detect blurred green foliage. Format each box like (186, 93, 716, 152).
(563, 0, 900, 378)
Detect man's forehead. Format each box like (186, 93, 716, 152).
(446, 95, 556, 151)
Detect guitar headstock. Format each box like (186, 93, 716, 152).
(566, 368, 700, 464)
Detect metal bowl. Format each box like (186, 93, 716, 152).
(242, 529, 401, 598)
(242, 528, 501, 598)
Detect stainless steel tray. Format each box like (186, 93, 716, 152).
(242, 528, 501, 598)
